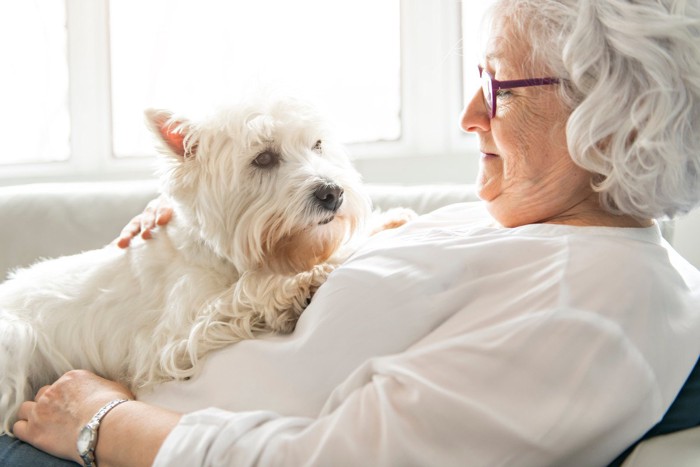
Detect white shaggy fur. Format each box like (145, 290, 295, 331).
(0, 97, 409, 435)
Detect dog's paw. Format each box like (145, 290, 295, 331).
(305, 262, 336, 294)
(369, 207, 418, 235)
(253, 264, 337, 335)
(291, 263, 336, 309)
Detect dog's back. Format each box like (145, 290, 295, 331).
(0, 219, 240, 433)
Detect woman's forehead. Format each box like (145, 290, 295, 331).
(483, 17, 539, 75)
(483, 32, 528, 69)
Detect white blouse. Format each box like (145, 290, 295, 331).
(143, 202, 700, 467)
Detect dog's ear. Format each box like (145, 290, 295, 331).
(145, 109, 197, 159)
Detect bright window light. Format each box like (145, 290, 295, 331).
(0, 0, 70, 165)
(109, 0, 401, 158)
(462, 3, 491, 103)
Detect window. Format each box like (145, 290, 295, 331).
(0, 1, 70, 166)
(109, 0, 401, 158)
(2, 1, 491, 186)
(462, 3, 490, 103)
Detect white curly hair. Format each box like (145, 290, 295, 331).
(486, 0, 700, 219)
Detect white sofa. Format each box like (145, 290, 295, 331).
(0, 181, 480, 279)
(0, 181, 697, 466)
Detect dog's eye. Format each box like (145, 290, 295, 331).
(312, 140, 323, 154)
(252, 151, 280, 168)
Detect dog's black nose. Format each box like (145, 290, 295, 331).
(313, 183, 344, 212)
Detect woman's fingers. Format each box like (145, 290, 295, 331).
(116, 216, 143, 248)
(140, 199, 175, 238)
(115, 197, 174, 249)
(140, 199, 159, 235)
(35, 385, 51, 400)
(14, 400, 34, 422)
(155, 205, 173, 226)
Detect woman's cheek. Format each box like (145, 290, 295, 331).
(476, 155, 504, 201)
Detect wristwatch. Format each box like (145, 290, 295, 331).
(76, 399, 130, 467)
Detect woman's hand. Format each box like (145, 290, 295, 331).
(13, 370, 134, 464)
(116, 196, 174, 248)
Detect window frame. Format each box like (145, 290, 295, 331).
(1, 0, 479, 187)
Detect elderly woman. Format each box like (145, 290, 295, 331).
(4, 0, 700, 466)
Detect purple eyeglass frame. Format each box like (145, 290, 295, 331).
(478, 65, 560, 118)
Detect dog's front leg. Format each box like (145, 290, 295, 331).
(369, 207, 417, 235)
(236, 263, 336, 334)
(182, 264, 335, 368)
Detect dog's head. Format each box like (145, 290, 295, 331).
(146, 97, 371, 274)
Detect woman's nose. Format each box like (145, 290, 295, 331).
(460, 87, 490, 134)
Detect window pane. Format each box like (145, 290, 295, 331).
(110, 0, 401, 158)
(462, 3, 492, 100)
(0, 0, 70, 165)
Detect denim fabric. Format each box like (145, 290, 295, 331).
(0, 435, 79, 466)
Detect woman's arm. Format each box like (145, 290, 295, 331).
(13, 370, 181, 467)
(10, 313, 667, 466)
(145, 310, 661, 467)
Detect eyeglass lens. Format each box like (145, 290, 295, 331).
(479, 67, 494, 118)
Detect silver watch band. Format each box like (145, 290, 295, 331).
(90, 398, 130, 426)
(78, 398, 130, 467)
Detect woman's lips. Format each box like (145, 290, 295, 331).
(481, 151, 499, 159)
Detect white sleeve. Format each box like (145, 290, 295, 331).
(152, 309, 664, 467)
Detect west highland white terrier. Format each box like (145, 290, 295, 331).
(0, 97, 413, 434)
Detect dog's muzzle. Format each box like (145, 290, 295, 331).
(313, 182, 344, 213)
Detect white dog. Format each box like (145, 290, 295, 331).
(0, 97, 412, 434)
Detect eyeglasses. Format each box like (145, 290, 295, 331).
(478, 65, 560, 118)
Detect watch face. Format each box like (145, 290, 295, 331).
(77, 425, 95, 453)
